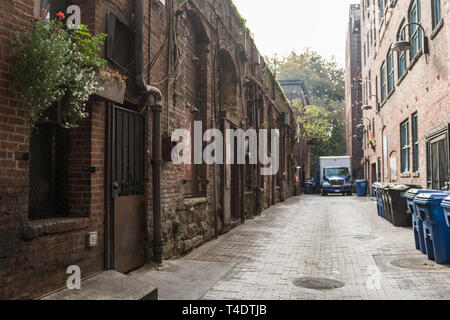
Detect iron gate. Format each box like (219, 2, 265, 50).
(111, 104, 145, 273)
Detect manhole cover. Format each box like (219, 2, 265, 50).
(292, 277, 345, 290)
(390, 258, 445, 270)
(353, 235, 377, 241)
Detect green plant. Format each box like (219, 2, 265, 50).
(14, 15, 106, 128)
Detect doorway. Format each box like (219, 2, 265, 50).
(106, 104, 146, 273)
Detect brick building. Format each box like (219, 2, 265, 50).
(358, 0, 449, 189)
(279, 80, 311, 191)
(0, 0, 306, 299)
(345, 4, 364, 180)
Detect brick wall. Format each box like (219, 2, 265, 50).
(0, 0, 305, 299)
(359, 0, 449, 187)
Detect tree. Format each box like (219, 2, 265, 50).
(268, 49, 346, 174)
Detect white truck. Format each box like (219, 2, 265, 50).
(316, 156, 353, 196)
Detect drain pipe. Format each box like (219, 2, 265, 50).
(135, 0, 164, 264)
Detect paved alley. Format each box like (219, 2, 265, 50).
(132, 195, 450, 300)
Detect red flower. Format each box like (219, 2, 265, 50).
(56, 11, 65, 20)
(42, 8, 47, 14)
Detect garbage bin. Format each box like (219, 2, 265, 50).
(304, 182, 313, 195)
(405, 189, 437, 253)
(414, 192, 450, 264)
(443, 196, 450, 228)
(373, 183, 388, 219)
(380, 184, 393, 223)
(386, 184, 421, 227)
(356, 180, 369, 197)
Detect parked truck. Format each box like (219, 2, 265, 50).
(316, 156, 353, 196)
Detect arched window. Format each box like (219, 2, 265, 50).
(397, 20, 408, 79)
(408, 0, 422, 59)
(387, 50, 394, 94)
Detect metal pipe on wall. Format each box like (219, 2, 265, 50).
(135, 0, 164, 264)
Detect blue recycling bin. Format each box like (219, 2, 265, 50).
(405, 189, 437, 253)
(356, 180, 369, 197)
(414, 192, 450, 264)
(373, 183, 388, 219)
(443, 196, 450, 229)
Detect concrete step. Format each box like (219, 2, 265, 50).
(41, 270, 158, 300)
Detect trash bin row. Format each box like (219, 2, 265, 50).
(373, 182, 450, 265)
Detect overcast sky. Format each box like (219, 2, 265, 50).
(232, 0, 360, 68)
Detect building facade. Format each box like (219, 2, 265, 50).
(345, 4, 365, 180)
(279, 80, 311, 192)
(0, 0, 306, 299)
(359, 0, 449, 190)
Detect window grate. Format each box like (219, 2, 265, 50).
(29, 122, 69, 220)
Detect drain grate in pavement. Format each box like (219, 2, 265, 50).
(390, 258, 447, 271)
(292, 277, 345, 290)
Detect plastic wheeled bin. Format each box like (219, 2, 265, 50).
(304, 182, 313, 195)
(414, 192, 450, 264)
(373, 183, 388, 219)
(443, 196, 450, 228)
(386, 184, 421, 227)
(405, 189, 437, 253)
(356, 180, 369, 197)
(380, 184, 393, 222)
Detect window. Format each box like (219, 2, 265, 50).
(380, 62, 386, 102)
(378, 0, 384, 22)
(397, 20, 408, 79)
(363, 43, 367, 66)
(106, 12, 135, 72)
(368, 70, 372, 96)
(367, 33, 370, 55)
(387, 50, 394, 94)
(401, 120, 411, 173)
(426, 124, 449, 190)
(412, 113, 419, 172)
(29, 122, 69, 220)
(432, 0, 442, 29)
(409, 0, 422, 59)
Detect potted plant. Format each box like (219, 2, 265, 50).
(96, 66, 127, 104)
(14, 10, 106, 128)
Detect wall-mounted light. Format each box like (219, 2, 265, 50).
(392, 22, 429, 54)
(361, 95, 380, 111)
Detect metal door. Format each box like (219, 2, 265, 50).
(111, 104, 145, 273)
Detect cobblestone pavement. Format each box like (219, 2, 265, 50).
(184, 195, 450, 300)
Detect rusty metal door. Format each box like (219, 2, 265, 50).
(111, 104, 145, 273)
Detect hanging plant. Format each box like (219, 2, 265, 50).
(14, 11, 106, 128)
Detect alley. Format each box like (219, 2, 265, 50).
(131, 195, 450, 300)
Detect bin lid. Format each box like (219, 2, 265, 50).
(415, 192, 450, 202)
(406, 189, 437, 197)
(443, 195, 450, 203)
(389, 184, 422, 191)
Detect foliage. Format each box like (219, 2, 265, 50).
(14, 16, 106, 128)
(268, 49, 346, 174)
(293, 101, 332, 145)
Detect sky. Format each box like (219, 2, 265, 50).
(232, 0, 360, 68)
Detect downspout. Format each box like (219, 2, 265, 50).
(135, 0, 164, 264)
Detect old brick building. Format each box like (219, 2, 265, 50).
(0, 0, 305, 299)
(345, 4, 364, 180)
(279, 80, 311, 191)
(358, 0, 449, 189)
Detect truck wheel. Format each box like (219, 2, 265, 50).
(321, 190, 328, 196)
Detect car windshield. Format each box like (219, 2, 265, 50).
(325, 168, 349, 177)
